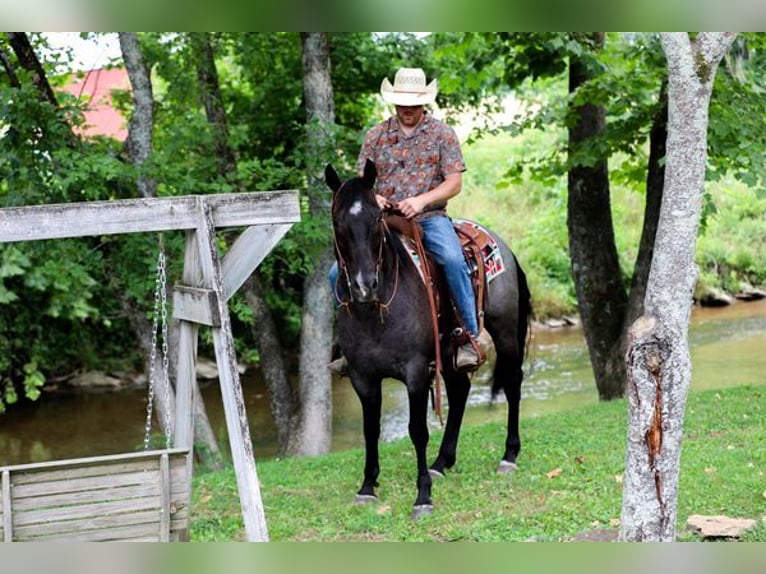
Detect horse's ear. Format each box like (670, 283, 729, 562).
(325, 164, 342, 193)
(362, 159, 377, 189)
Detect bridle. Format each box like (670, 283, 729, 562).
(331, 187, 400, 318)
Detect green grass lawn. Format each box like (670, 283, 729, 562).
(190, 385, 765, 542)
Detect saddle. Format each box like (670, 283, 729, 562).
(383, 214, 502, 364)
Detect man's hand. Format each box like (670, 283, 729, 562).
(396, 196, 427, 219)
(375, 194, 391, 210)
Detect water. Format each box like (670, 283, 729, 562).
(2, 300, 765, 467)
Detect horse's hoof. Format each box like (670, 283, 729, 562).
(428, 468, 445, 479)
(497, 460, 518, 475)
(411, 504, 434, 520)
(354, 494, 377, 505)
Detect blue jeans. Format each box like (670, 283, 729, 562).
(329, 215, 479, 337)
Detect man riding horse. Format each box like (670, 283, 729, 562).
(329, 66, 486, 373)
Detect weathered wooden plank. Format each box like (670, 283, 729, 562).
(18, 462, 188, 493)
(8, 459, 159, 485)
(19, 522, 163, 542)
(14, 496, 162, 527)
(2, 470, 10, 542)
(195, 198, 269, 542)
(13, 469, 159, 499)
(221, 223, 293, 301)
(160, 453, 170, 542)
(0, 191, 300, 243)
(13, 509, 162, 539)
(172, 285, 221, 327)
(12, 482, 158, 510)
(0, 448, 188, 476)
(173, 229, 200, 541)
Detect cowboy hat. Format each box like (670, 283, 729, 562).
(380, 67, 438, 106)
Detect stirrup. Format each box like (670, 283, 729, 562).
(451, 328, 487, 373)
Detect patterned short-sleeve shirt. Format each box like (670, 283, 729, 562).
(356, 113, 466, 219)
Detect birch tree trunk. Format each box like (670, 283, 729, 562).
(286, 32, 336, 456)
(619, 32, 736, 542)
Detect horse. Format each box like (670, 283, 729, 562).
(326, 159, 532, 518)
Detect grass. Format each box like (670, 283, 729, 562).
(190, 385, 766, 542)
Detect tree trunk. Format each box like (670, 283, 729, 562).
(188, 33, 238, 179)
(567, 32, 628, 400)
(120, 32, 223, 469)
(624, 79, 668, 326)
(119, 32, 156, 200)
(6, 32, 59, 106)
(0, 42, 21, 88)
(5, 32, 79, 149)
(620, 32, 736, 542)
(242, 273, 296, 454)
(189, 32, 299, 456)
(285, 33, 336, 456)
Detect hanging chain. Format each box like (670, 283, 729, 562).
(144, 244, 172, 451)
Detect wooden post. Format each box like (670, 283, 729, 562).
(194, 198, 269, 542)
(172, 230, 201, 542)
(2, 470, 11, 542)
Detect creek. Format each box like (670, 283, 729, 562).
(1, 300, 765, 467)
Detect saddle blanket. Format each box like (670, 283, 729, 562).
(453, 219, 506, 284)
(398, 219, 506, 285)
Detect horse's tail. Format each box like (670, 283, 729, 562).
(516, 257, 533, 364)
(491, 254, 533, 397)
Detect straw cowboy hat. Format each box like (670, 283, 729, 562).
(380, 67, 438, 106)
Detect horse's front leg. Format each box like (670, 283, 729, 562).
(430, 369, 471, 477)
(350, 373, 382, 503)
(406, 369, 433, 519)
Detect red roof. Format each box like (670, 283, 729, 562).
(60, 67, 130, 140)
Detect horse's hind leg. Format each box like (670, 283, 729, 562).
(351, 376, 382, 502)
(495, 351, 523, 474)
(430, 370, 471, 477)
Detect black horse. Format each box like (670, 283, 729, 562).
(326, 160, 532, 518)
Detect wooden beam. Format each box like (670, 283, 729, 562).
(221, 223, 292, 301)
(172, 285, 221, 327)
(194, 198, 269, 542)
(0, 191, 300, 243)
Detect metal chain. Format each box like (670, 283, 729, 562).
(144, 246, 172, 450)
(159, 250, 172, 449)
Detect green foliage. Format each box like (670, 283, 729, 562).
(697, 179, 766, 291)
(2, 31, 766, 413)
(190, 385, 766, 541)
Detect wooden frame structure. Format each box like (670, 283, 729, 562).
(0, 190, 300, 542)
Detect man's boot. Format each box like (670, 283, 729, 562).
(453, 328, 488, 373)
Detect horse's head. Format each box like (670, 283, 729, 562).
(326, 159, 386, 303)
